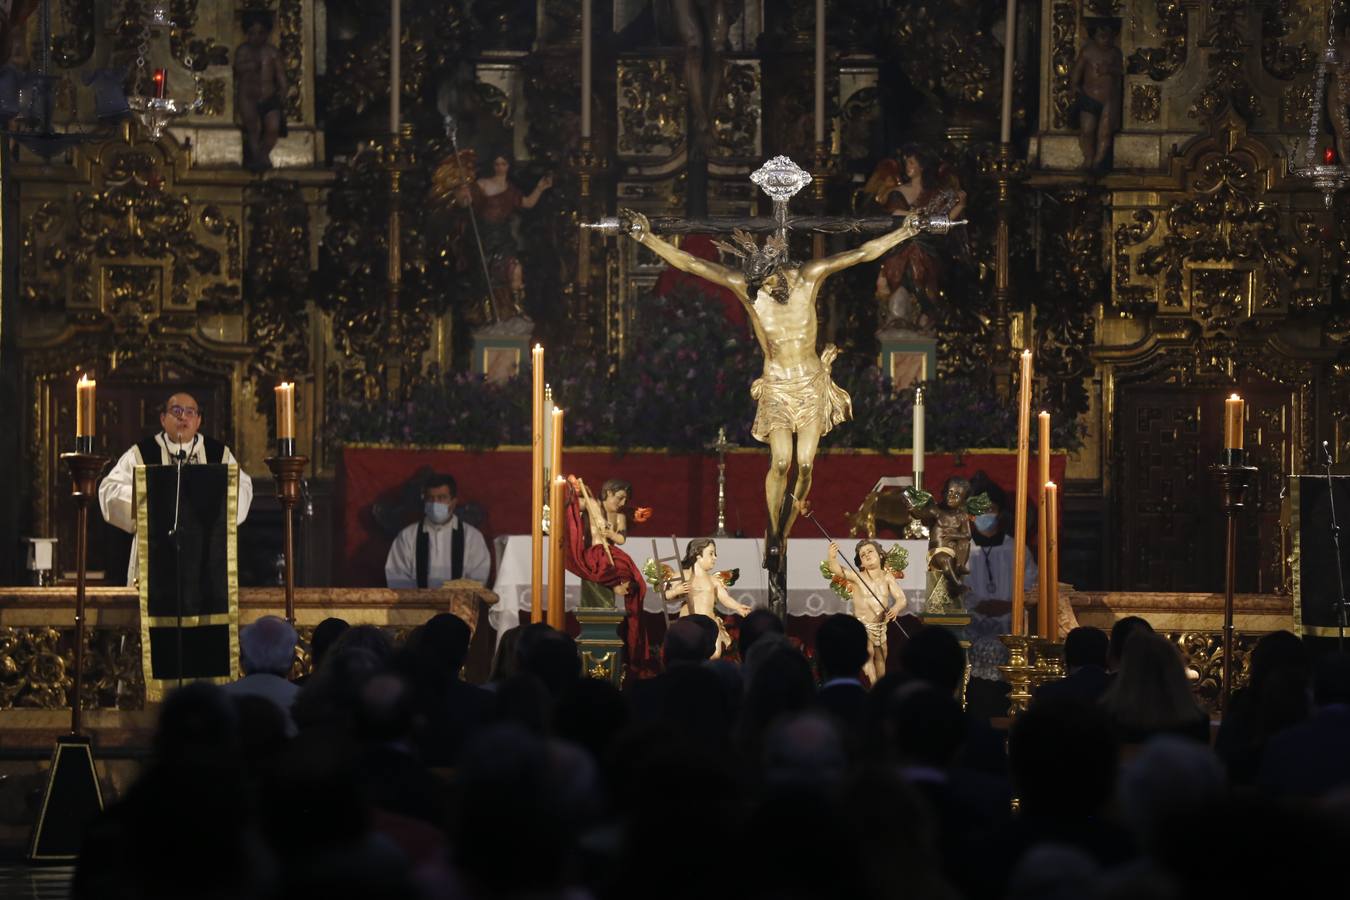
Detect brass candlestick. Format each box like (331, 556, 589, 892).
(1212, 459, 1256, 712)
(264, 455, 309, 624)
(59, 452, 108, 735)
(981, 143, 1026, 398)
(999, 633, 1036, 715)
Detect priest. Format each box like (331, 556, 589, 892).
(385, 474, 492, 588)
(97, 391, 254, 584)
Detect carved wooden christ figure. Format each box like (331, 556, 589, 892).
(617, 207, 933, 569)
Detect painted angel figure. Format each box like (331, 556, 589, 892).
(859, 144, 968, 335)
(823, 539, 908, 682)
(561, 476, 649, 667)
(648, 538, 750, 659)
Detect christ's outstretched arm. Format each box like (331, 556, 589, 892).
(624, 209, 748, 295)
(800, 214, 922, 281)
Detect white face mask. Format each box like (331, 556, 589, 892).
(424, 501, 452, 524)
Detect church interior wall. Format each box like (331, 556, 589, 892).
(1, 0, 1348, 595)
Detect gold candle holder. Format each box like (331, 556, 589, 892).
(999, 633, 1036, 715)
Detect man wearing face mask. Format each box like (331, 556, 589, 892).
(98, 391, 254, 585)
(963, 474, 1037, 605)
(385, 474, 492, 589)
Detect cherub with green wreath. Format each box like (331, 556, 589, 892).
(823, 539, 909, 682)
(901, 475, 992, 614)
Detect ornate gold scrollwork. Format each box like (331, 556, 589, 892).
(246, 179, 312, 412)
(1191, 3, 1262, 122)
(1051, 1, 1078, 130)
(167, 0, 230, 76)
(617, 58, 687, 158)
(1115, 120, 1305, 322)
(1131, 83, 1161, 124)
(1261, 0, 1316, 82)
(711, 61, 761, 161)
(52, 0, 96, 68)
(0, 627, 71, 710)
(1037, 187, 1105, 419)
(1128, 0, 1188, 82)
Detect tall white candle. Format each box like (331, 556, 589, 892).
(390, 0, 401, 134)
(1000, 0, 1017, 144)
(913, 387, 925, 488)
(581, 0, 593, 138)
(814, 0, 826, 144)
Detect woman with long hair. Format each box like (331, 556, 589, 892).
(1100, 631, 1210, 745)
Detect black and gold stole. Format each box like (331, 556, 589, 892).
(135, 463, 239, 701)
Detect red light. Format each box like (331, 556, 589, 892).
(1325, 145, 1337, 165)
(152, 68, 166, 99)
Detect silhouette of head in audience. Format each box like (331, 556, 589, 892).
(309, 616, 350, 673)
(1009, 697, 1118, 819)
(240, 614, 298, 677)
(815, 613, 869, 682)
(901, 624, 965, 697)
(1108, 615, 1154, 673)
(1064, 625, 1109, 671)
(665, 615, 716, 665)
(888, 682, 966, 769)
(738, 607, 785, 658)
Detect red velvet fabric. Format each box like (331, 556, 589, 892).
(561, 485, 650, 669)
(337, 447, 1068, 588)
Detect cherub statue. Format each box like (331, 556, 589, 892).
(648, 537, 751, 659)
(235, 10, 288, 172)
(823, 540, 908, 682)
(902, 476, 991, 614)
(1070, 17, 1123, 172)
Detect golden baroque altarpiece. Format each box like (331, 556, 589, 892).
(4, 1, 1350, 710)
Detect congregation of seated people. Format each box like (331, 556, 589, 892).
(73, 611, 1350, 900)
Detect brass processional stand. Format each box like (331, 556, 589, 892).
(264, 435, 308, 626)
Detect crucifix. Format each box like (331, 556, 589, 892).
(588, 156, 963, 618)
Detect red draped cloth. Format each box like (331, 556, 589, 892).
(561, 487, 650, 671)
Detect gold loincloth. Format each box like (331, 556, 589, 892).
(749, 344, 852, 442)
(864, 620, 887, 648)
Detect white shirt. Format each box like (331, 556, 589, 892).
(385, 515, 492, 588)
(963, 533, 1037, 604)
(97, 432, 254, 585)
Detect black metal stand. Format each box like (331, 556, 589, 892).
(1321, 441, 1348, 651)
(1212, 461, 1256, 712)
(28, 452, 108, 861)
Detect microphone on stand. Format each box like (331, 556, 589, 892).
(1324, 440, 1335, 467)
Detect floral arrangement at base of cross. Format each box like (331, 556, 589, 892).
(326, 284, 1086, 453)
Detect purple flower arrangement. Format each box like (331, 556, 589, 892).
(327, 284, 1085, 453)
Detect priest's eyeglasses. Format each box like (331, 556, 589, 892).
(168, 405, 200, 419)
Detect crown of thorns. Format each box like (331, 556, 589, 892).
(712, 229, 787, 263)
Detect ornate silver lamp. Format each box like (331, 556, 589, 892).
(125, 2, 202, 140)
(1290, 18, 1350, 207)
